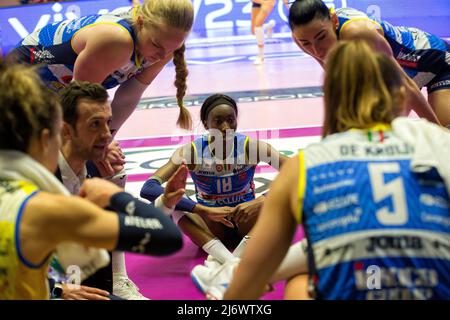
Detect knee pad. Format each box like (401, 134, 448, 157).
(255, 27, 264, 46)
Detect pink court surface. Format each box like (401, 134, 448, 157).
(113, 36, 419, 300)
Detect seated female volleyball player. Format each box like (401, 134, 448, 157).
(11, 0, 194, 132)
(0, 59, 188, 300)
(223, 40, 450, 300)
(140, 93, 289, 292)
(288, 0, 448, 126)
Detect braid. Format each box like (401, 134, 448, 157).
(173, 44, 192, 130)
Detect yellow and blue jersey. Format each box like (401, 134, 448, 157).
(13, 8, 153, 92)
(190, 133, 256, 207)
(298, 125, 450, 299)
(335, 7, 450, 92)
(0, 180, 51, 300)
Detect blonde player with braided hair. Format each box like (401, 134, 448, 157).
(13, 0, 193, 132)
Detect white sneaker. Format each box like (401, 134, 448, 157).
(253, 56, 264, 65)
(190, 255, 228, 294)
(113, 276, 150, 300)
(204, 255, 222, 270)
(205, 260, 239, 300)
(265, 19, 276, 38)
(191, 264, 214, 294)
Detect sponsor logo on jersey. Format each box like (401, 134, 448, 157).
(32, 48, 55, 63)
(396, 50, 422, 68)
(430, 80, 450, 90)
(353, 263, 439, 299)
(49, 81, 65, 91)
(199, 187, 250, 201)
(217, 195, 246, 205)
(233, 165, 248, 174)
(196, 170, 216, 176)
(366, 235, 423, 252)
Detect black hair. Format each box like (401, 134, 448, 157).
(200, 94, 238, 122)
(288, 0, 330, 30)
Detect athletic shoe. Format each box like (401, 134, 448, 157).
(191, 264, 214, 294)
(191, 256, 236, 295)
(113, 275, 150, 300)
(191, 256, 221, 294)
(204, 255, 222, 269)
(205, 260, 239, 300)
(265, 19, 276, 38)
(253, 56, 264, 65)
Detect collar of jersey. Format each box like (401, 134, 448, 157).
(349, 123, 392, 132)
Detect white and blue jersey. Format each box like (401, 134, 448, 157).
(335, 7, 450, 93)
(298, 123, 450, 299)
(190, 133, 256, 207)
(13, 8, 153, 91)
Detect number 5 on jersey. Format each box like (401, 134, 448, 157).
(368, 162, 408, 226)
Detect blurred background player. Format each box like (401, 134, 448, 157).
(288, 0, 448, 126)
(252, 0, 289, 65)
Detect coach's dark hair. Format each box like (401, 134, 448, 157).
(59, 81, 109, 129)
(200, 94, 238, 123)
(0, 57, 61, 152)
(288, 0, 330, 30)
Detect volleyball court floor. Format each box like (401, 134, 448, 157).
(113, 31, 420, 300)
